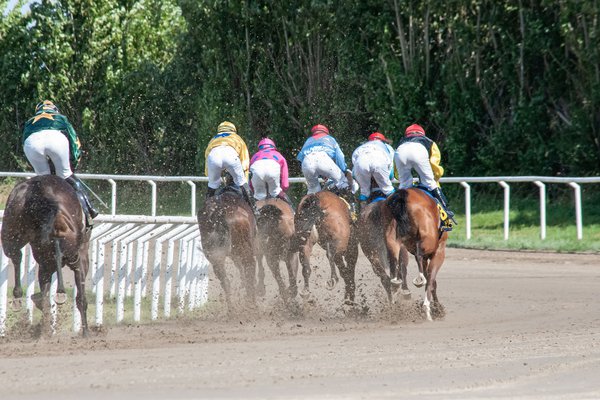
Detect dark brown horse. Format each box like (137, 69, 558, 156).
(198, 186, 257, 311)
(358, 197, 411, 303)
(294, 191, 358, 305)
(1, 175, 90, 336)
(386, 188, 448, 320)
(255, 198, 298, 305)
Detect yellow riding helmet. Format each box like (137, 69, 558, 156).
(217, 121, 237, 134)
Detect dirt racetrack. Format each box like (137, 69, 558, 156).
(0, 247, 599, 399)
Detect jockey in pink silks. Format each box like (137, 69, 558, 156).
(249, 137, 293, 207)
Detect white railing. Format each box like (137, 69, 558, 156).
(1, 172, 598, 240)
(0, 215, 209, 336)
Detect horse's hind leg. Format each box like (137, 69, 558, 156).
(37, 267, 53, 336)
(73, 266, 89, 337)
(298, 243, 313, 299)
(325, 243, 339, 290)
(54, 239, 67, 304)
(285, 251, 299, 299)
(256, 253, 267, 298)
(337, 253, 356, 306)
(232, 251, 257, 306)
(397, 247, 411, 299)
(210, 257, 234, 311)
(266, 253, 288, 305)
(6, 248, 24, 309)
(427, 244, 446, 319)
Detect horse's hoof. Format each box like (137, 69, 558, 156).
(413, 276, 426, 288)
(343, 299, 357, 307)
(55, 292, 67, 305)
(401, 289, 412, 300)
(10, 298, 23, 311)
(30, 293, 44, 309)
(390, 278, 402, 286)
(326, 279, 337, 290)
(300, 289, 310, 300)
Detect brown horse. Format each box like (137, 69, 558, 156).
(294, 191, 358, 305)
(198, 186, 257, 311)
(1, 175, 90, 336)
(255, 198, 298, 305)
(386, 188, 448, 320)
(358, 197, 411, 303)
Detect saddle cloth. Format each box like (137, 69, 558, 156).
(413, 185, 453, 232)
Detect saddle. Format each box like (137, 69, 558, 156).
(413, 185, 453, 233)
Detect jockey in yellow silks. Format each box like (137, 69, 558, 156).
(394, 123, 456, 223)
(204, 121, 257, 214)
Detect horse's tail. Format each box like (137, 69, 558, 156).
(293, 194, 323, 249)
(203, 202, 229, 246)
(295, 194, 323, 234)
(387, 189, 411, 237)
(26, 180, 59, 244)
(257, 204, 283, 234)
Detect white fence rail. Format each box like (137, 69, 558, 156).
(2, 172, 598, 240)
(0, 215, 209, 336)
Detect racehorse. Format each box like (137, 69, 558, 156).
(294, 191, 358, 305)
(358, 196, 411, 303)
(255, 198, 298, 305)
(1, 175, 90, 336)
(197, 184, 257, 312)
(386, 188, 448, 321)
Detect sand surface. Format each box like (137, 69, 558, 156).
(0, 247, 599, 399)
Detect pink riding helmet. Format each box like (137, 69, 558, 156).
(258, 137, 276, 150)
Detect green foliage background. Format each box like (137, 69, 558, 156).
(1, 0, 600, 177)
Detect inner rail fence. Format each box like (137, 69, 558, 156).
(1, 172, 598, 241)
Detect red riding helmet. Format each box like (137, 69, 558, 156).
(405, 124, 425, 137)
(368, 132, 391, 143)
(310, 124, 329, 136)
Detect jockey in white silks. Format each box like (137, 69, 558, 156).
(351, 132, 395, 207)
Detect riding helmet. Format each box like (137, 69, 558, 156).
(35, 100, 59, 114)
(258, 138, 276, 150)
(217, 121, 237, 134)
(311, 124, 329, 136)
(405, 124, 425, 137)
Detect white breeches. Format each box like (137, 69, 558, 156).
(301, 152, 348, 194)
(394, 142, 437, 190)
(352, 153, 394, 199)
(206, 145, 247, 189)
(23, 130, 72, 179)
(250, 159, 282, 200)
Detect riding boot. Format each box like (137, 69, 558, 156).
(65, 175, 98, 224)
(206, 187, 217, 199)
(277, 191, 295, 210)
(241, 183, 259, 217)
(431, 187, 457, 224)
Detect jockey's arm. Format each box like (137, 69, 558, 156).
(280, 156, 290, 191)
(65, 122, 81, 169)
(429, 142, 445, 184)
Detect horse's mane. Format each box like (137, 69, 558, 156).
(387, 190, 412, 237)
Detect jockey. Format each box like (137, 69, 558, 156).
(250, 137, 293, 207)
(204, 121, 257, 215)
(297, 124, 352, 193)
(22, 100, 98, 224)
(351, 132, 395, 207)
(394, 123, 456, 222)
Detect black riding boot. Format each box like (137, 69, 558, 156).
(206, 187, 217, 198)
(277, 191, 294, 210)
(65, 175, 98, 222)
(241, 183, 259, 216)
(432, 187, 457, 224)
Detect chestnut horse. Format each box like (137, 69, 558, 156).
(386, 188, 448, 320)
(358, 197, 411, 303)
(255, 198, 298, 305)
(198, 185, 257, 311)
(1, 175, 90, 336)
(294, 191, 358, 305)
